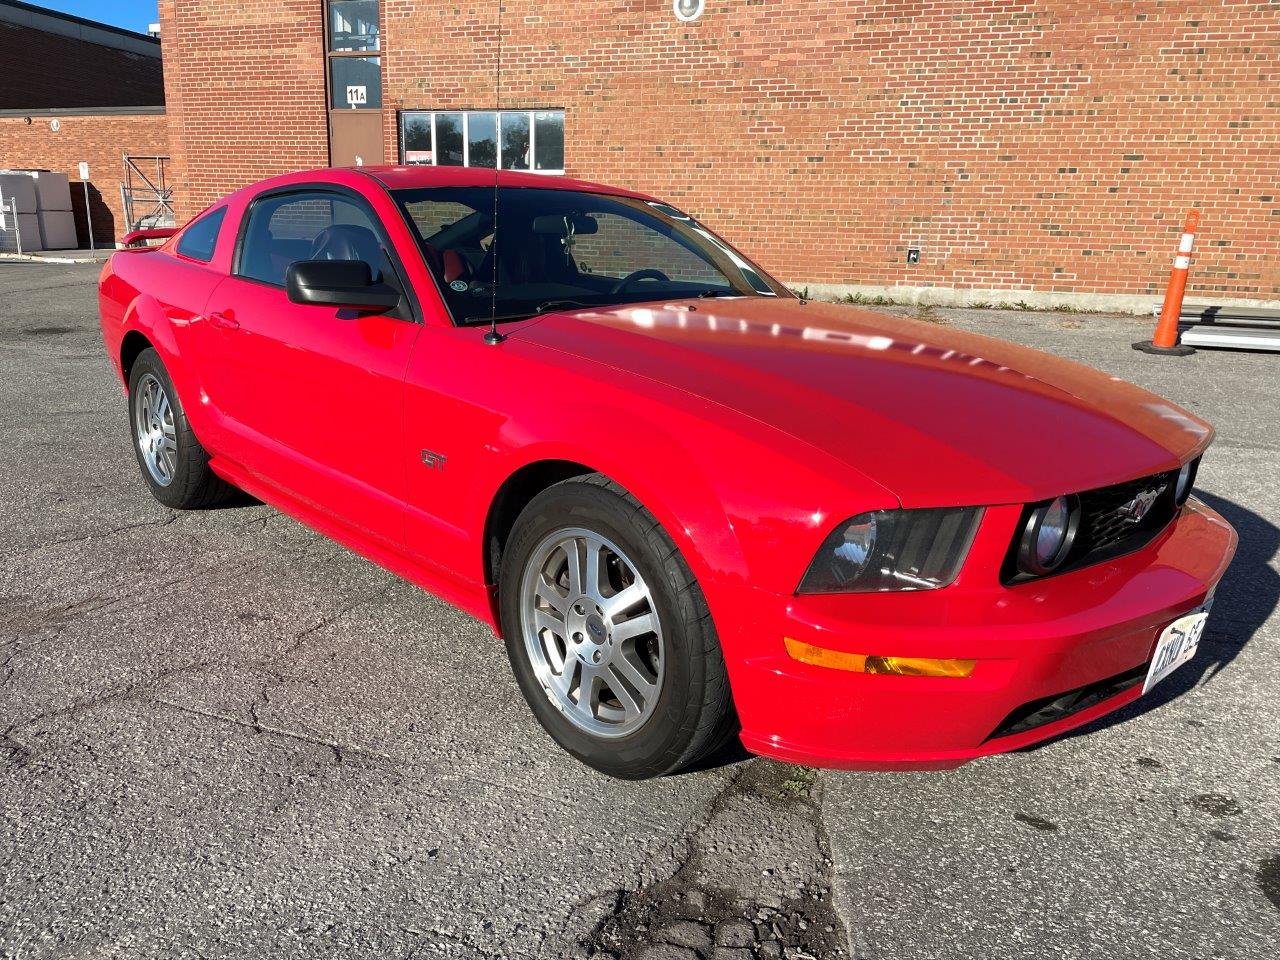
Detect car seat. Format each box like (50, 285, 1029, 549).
(309, 224, 384, 278)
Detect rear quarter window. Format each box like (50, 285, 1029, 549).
(176, 207, 227, 263)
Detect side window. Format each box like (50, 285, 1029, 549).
(175, 207, 226, 263)
(236, 191, 386, 287)
(572, 212, 723, 285)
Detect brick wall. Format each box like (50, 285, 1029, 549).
(158, 0, 329, 222)
(165, 1, 1280, 301)
(0, 111, 169, 245)
(0, 20, 164, 111)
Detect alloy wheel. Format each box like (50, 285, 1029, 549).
(134, 372, 177, 487)
(519, 527, 664, 738)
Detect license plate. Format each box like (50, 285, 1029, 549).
(1143, 603, 1211, 694)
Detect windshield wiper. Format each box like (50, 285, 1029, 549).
(534, 299, 592, 314)
(463, 300, 592, 327)
(697, 289, 738, 298)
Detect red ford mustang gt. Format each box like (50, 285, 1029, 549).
(98, 167, 1236, 779)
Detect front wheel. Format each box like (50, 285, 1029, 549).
(499, 475, 737, 779)
(127, 348, 235, 509)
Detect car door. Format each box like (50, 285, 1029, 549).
(199, 186, 421, 551)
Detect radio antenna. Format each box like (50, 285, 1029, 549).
(484, 1, 506, 345)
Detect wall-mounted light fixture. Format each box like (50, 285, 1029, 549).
(673, 0, 705, 23)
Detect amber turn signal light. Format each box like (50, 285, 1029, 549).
(784, 638, 975, 678)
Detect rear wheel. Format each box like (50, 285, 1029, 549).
(127, 348, 235, 509)
(499, 475, 737, 779)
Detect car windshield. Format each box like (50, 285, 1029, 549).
(392, 186, 788, 325)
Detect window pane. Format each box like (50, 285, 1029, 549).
(330, 56, 382, 109)
(238, 193, 385, 286)
(467, 112, 497, 168)
(402, 199, 485, 243)
(574, 212, 724, 285)
(329, 0, 380, 52)
(500, 112, 530, 170)
(533, 111, 564, 171)
(391, 186, 782, 326)
(434, 113, 464, 166)
(176, 206, 226, 263)
(402, 113, 433, 164)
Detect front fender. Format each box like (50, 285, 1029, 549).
(480, 428, 749, 593)
(451, 348, 898, 620)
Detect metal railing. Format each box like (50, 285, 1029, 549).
(0, 197, 25, 254)
(120, 155, 175, 233)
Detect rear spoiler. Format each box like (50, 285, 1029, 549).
(121, 227, 178, 248)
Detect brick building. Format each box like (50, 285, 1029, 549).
(149, 3, 1280, 304)
(0, 0, 169, 247)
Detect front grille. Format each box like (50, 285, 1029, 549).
(1079, 471, 1177, 556)
(986, 663, 1147, 741)
(1002, 467, 1183, 584)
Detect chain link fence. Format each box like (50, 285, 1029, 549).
(0, 198, 27, 255)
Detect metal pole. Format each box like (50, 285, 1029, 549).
(83, 180, 95, 251)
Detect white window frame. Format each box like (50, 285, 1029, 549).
(399, 109, 564, 175)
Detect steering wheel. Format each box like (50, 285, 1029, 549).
(610, 269, 671, 294)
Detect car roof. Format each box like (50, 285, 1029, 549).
(356, 165, 657, 200)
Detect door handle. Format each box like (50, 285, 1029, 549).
(209, 311, 240, 331)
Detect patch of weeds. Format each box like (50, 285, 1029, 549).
(775, 766, 818, 801)
(967, 301, 994, 309)
(840, 292, 898, 306)
(912, 303, 946, 324)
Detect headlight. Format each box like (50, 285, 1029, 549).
(1016, 495, 1080, 576)
(798, 507, 983, 594)
(1174, 457, 1199, 505)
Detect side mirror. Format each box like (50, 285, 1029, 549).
(285, 259, 401, 313)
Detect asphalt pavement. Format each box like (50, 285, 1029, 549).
(1, 262, 1276, 959)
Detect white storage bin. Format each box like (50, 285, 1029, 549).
(0, 174, 39, 215)
(0, 211, 42, 252)
(38, 209, 78, 250)
(26, 171, 73, 213)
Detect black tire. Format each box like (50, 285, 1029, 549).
(127, 348, 236, 509)
(499, 474, 738, 779)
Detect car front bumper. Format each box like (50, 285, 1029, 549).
(724, 498, 1237, 770)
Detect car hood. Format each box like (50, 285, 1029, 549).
(515, 298, 1212, 507)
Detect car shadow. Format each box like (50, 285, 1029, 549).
(206, 489, 263, 509)
(679, 734, 755, 776)
(1031, 491, 1277, 746)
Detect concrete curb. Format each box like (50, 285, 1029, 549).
(791, 282, 1280, 317)
(0, 252, 113, 265)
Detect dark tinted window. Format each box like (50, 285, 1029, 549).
(176, 207, 226, 263)
(394, 186, 785, 326)
(329, 55, 382, 109)
(237, 191, 386, 287)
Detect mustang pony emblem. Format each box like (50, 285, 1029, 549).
(1120, 486, 1165, 524)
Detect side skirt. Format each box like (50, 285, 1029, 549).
(209, 455, 498, 630)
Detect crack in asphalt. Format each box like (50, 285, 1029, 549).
(0, 586, 396, 763)
(153, 697, 392, 765)
(551, 763, 755, 955)
(0, 512, 180, 563)
(569, 762, 848, 960)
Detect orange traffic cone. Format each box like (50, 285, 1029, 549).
(1134, 210, 1199, 356)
